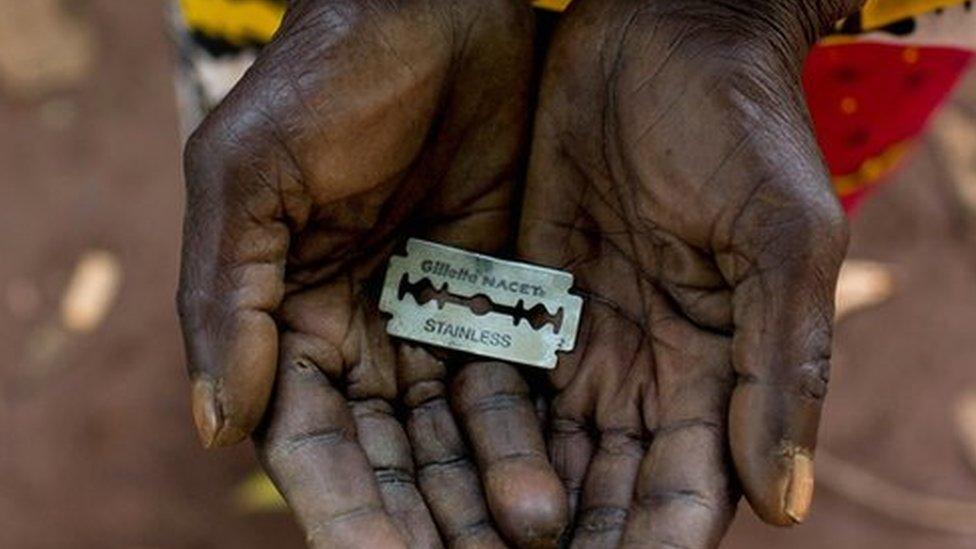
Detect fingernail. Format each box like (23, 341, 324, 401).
(192, 378, 222, 448)
(784, 453, 815, 523)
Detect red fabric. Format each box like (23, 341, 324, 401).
(803, 42, 973, 212)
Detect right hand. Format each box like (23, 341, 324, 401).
(177, 1, 566, 546)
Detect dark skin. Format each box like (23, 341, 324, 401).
(520, 0, 860, 546)
(178, 0, 861, 547)
(178, 1, 565, 547)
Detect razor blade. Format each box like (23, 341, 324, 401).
(378, 238, 582, 369)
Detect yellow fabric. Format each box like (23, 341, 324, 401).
(533, 0, 973, 21)
(533, 0, 970, 19)
(234, 470, 287, 512)
(179, 0, 285, 44)
(178, 0, 964, 45)
(833, 140, 911, 197)
(861, 0, 968, 29)
(532, 0, 572, 11)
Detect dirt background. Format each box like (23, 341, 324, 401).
(1, 1, 975, 548)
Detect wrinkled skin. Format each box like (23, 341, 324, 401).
(519, 0, 860, 546)
(177, 1, 567, 547)
(178, 0, 867, 547)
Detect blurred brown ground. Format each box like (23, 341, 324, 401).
(0, 1, 974, 548)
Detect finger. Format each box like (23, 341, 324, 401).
(253, 356, 406, 548)
(571, 430, 644, 549)
(720, 182, 849, 525)
(400, 346, 507, 549)
(350, 398, 443, 549)
(618, 347, 737, 549)
(178, 119, 294, 447)
(550, 310, 646, 533)
(453, 362, 569, 548)
(548, 417, 594, 519)
(619, 419, 736, 549)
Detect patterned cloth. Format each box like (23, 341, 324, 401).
(172, 0, 975, 212)
(808, 1, 976, 210)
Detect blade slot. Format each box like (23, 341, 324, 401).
(397, 274, 565, 332)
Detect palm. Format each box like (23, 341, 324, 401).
(520, 1, 848, 547)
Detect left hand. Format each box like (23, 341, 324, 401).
(520, 0, 858, 546)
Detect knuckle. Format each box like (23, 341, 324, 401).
(636, 488, 716, 513)
(403, 379, 445, 408)
(373, 466, 415, 485)
(175, 283, 193, 322)
(794, 358, 830, 401)
(174, 272, 214, 333)
(598, 429, 646, 456)
(262, 425, 351, 465)
(174, 265, 224, 334)
(575, 505, 628, 534)
(182, 120, 223, 184)
(303, 504, 388, 543)
(799, 184, 847, 235)
(453, 362, 528, 403)
(460, 392, 527, 418)
(739, 180, 850, 268)
(800, 207, 849, 277)
(550, 417, 588, 437)
(654, 418, 723, 439)
(443, 519, 494, 546)
(795, 189, 849, 252)
(416, 454, 469, 477)
(182, 103, 274, 191)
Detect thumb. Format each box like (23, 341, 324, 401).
(177, 115, 296, 448)
(721, 173, 849, 526)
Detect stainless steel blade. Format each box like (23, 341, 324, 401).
(378, 238, 582, 369)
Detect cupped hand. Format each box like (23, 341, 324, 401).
(177, 1, 566, 546)
(521, 0, 859, 546)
